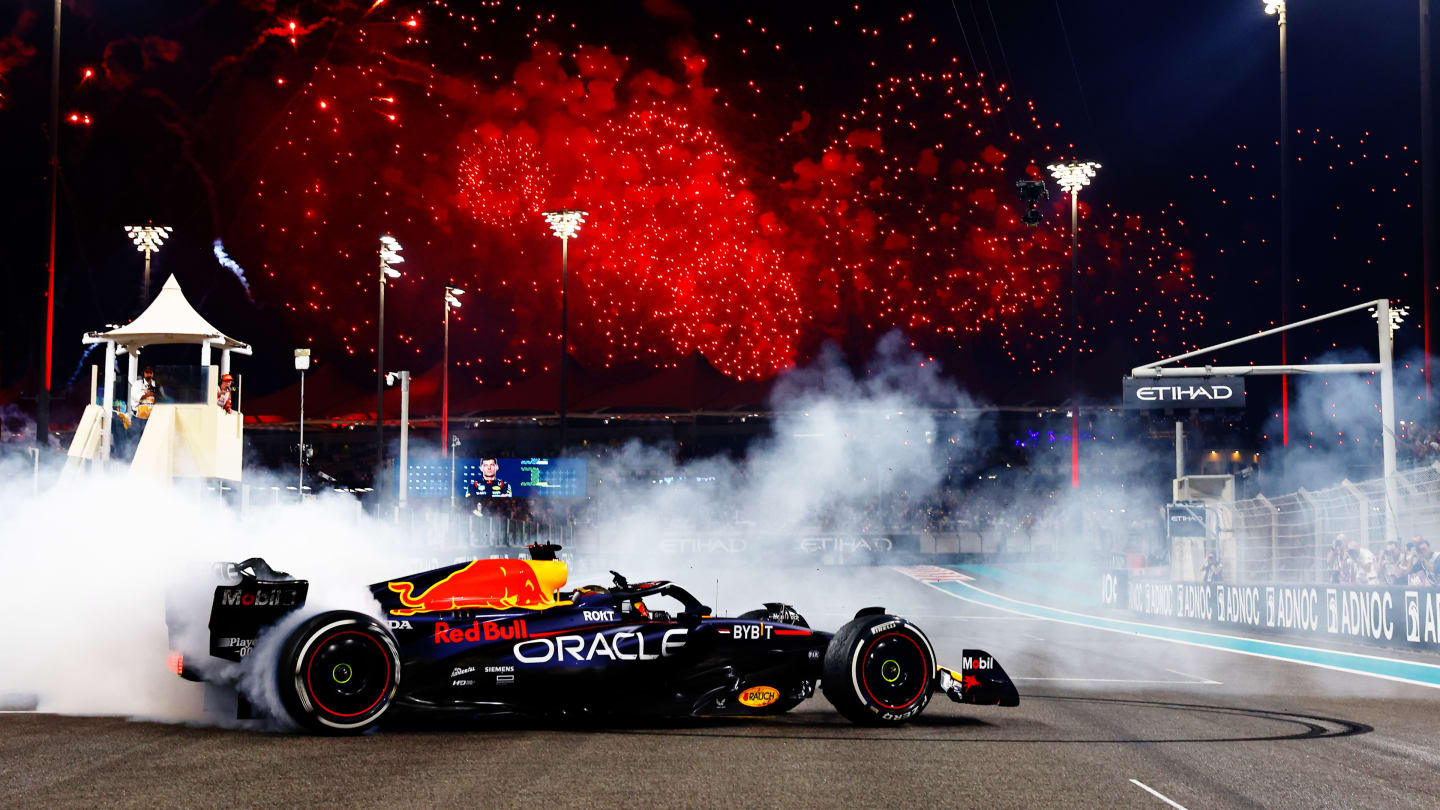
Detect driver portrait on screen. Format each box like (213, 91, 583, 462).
(466, 456, 512, 499)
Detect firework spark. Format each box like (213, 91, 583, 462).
(187, 2, 1204, 389)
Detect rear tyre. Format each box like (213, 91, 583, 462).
(276, 611, 400, 735)
(822, 614, 935, 726)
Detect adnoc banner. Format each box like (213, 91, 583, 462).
(1099, 571, 1440, 652)
(1122, 376, 1244, 408)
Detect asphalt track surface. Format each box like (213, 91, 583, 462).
(4, 567, 1440, 809)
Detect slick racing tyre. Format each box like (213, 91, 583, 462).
(822, 613, 935, 726)
(276, 611, 400, 735)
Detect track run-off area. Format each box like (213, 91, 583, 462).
(3, 565, 1439, 809)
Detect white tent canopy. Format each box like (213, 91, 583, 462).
(85, 274, 251, 352)
(67, 272, 249, 472)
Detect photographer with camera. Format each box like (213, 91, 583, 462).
(1327, 535, 1348, 584)
(1346, 540, 1378, 585)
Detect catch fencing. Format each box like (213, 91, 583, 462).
(1222, 464, 1440, 583)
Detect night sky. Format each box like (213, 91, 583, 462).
(0, 0, 1433, 418)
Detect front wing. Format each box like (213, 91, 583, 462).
(937, 648, 1019, 707)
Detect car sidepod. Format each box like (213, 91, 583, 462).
(682, 618, 829, 716)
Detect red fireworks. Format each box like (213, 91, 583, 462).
(240, 1, 1202, 386)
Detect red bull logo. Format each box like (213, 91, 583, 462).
(388, 559, 569, 616)
(434, 620, 530, 644)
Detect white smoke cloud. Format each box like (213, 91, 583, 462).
(551, 334, 987, 575)
(0, 463, 409, 723)
(6, 329, 1409, 728)
(1262, 348, 1433, 494)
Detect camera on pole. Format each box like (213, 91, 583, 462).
(1015, 179, 1049, 227)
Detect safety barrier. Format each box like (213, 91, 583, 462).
(1217, 464, 1440, 583)
(1099, 569, 1440, 653)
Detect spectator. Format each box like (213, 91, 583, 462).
(1202, 552, 1224, 583)
(1327, 536, 1348, 584)
(1417, 539, 1439, 585)
(1379, 540, 1405, 585)
(217, 374, 234, 414)
(1402, 541, 1424, 586)
(131, 365, 161, 420)
(1347, 540, 1378, 585)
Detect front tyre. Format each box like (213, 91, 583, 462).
(276, 611, 400, 735)
(822, 614, 935, 726)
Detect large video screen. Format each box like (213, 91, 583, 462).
(399, 457, 586, 498)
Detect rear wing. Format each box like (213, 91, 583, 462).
(167, 558, 309, 663)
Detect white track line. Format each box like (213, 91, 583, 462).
(902, 575, 1440, 691)
(1164, 668, 1222, 685)
(1011, 677, 1218, 685)
(1129, 779, 1189, 809)
(809, 612, 1039, 621)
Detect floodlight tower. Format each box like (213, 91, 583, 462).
(442, 284, 464, 456)
(1264, 0, 1292, 442)
(542, 209, 586, 453)
(124, 224, 173, 302)
(1421, 0, 1436, 400)
(39, 0, 63, 449)
(295, 348, 311, 500)
(1047, 161, 1101, 489)
(377, 235, 404, 489)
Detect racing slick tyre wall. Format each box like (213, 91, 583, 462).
(276, 611, 400, 735)
(822, 613, 935, 726)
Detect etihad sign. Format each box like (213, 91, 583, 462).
(1134, 384, 1234, 402)
(1122, 375, 1244, 409)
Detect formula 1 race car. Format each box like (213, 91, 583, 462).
(166, 545, 1018, 734)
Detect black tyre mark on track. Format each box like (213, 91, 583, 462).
(583, 695, 1372, 744)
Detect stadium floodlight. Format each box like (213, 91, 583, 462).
(442, 285, 464, 456)
(1263, 0, 1294, 437)
(294, 348, 312, 500)
(542, 209, 588, 452)
(1372, 304, 1409, 336)
(125, 224, 172, 253)
(380, 234, 404, 277)
(543, 209, 586, 240)
(124, 224, 174, 301)
(1046, 162, 1101, 194)
(1046, 161, 1101, 490)
(376, 234, 406, 485)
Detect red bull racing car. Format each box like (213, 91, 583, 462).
(167, 545, 1017, 734)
